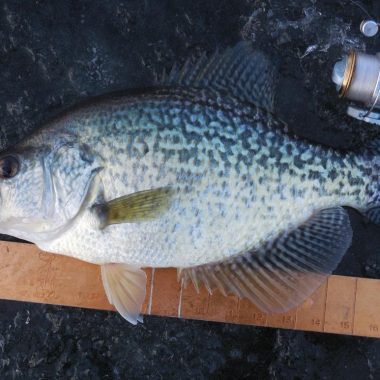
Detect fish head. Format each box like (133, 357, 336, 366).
(0, 129, 102, 242)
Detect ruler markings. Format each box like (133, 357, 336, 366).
(352, 278, 358, 335)
(295, 282, 327, 333)
(352, 278, 380, 338)
(323, 276, 356, 335)
(237, 298, 268, 326)
(322, 278, 328, 332)
(267, 307, 296, 330)
(0, 241, 379, 338)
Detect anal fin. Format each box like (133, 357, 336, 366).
(101, 263, 146, 324)
(178, 207, 352, 313)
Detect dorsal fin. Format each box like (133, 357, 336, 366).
(159, 42, 276, 112)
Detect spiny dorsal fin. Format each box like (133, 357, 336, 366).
(178, 207, 352, 313)
(159, 41, 276, 112)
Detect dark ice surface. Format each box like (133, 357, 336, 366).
(0, 0, 380, 378)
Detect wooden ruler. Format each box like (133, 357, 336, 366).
(0, 241, 379, 338)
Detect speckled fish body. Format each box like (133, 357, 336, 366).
(4, 86, 373, 267)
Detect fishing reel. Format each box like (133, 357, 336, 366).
(332, 20, 380, 125)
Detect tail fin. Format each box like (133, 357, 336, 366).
(361, 138, 380, 225)
(364, 206, 380, 225)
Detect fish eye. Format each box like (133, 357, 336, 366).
(0, 155, 19, 179)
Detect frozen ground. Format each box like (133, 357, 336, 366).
(0, 0, 379, 378)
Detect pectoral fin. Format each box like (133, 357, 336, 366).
(101, 263, 146, 324)
(178, 207, 352, 313)
(93, 187, 173, 228)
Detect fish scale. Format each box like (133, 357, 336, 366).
(25, 87, 369, 268)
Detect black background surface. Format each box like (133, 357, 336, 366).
(0, 0, 380, 379)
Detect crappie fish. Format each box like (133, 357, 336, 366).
(0, 43, 377, 323)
